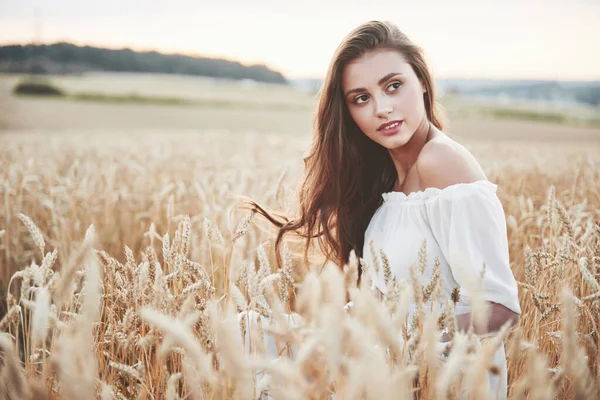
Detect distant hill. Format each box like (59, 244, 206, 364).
(437, 79, 600, 107)
(0, 42, 287, 84)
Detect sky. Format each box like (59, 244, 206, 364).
(1, 0, 599, 81)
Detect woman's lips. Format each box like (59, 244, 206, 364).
(379, 121, 402, 136)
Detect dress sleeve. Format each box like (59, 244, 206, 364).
(426, 182, 521, 315)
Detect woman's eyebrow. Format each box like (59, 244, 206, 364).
(344, 72, 403, 97)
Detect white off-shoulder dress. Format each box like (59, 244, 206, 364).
(238, 180, 521, 399)
(363, 179, 521, 399)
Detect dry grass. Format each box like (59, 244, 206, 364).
(2, 73, 316, 108)
(0, 130, 599, 399)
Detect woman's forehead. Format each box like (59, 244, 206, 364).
(342, 49, 411, 89)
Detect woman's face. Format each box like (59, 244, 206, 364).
(341, 49, 428, 149)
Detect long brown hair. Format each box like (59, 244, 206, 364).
(243, 21, 445, 274)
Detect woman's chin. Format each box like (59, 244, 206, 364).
(380, 132, 411, 149)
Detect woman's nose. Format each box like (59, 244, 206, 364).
(375, 97, 393, 118)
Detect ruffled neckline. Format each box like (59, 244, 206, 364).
(381, 180, 497, 203)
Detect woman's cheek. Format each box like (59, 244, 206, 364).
(402, 89, 425, 122)
(354, 108, 372, 136)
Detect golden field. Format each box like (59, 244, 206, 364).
(1, 72, 600, 399)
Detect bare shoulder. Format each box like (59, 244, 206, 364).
(416, 136, 487, 190)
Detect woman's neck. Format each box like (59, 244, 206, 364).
(388, 119, 435, 191)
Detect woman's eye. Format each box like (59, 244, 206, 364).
(354, 94, 369, 104)
(387, 82, 402, 92)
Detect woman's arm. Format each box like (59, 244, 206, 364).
(441, 302, 519, 341)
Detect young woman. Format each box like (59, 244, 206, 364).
(241, 20, 521, 398)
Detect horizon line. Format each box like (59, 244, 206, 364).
(2, 40, 600, 83)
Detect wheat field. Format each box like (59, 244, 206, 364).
(0, 128, 599, 399)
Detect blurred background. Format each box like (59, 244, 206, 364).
(0, 0, 599, 139)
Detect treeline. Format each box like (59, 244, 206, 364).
(0, 42, 287, 84)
